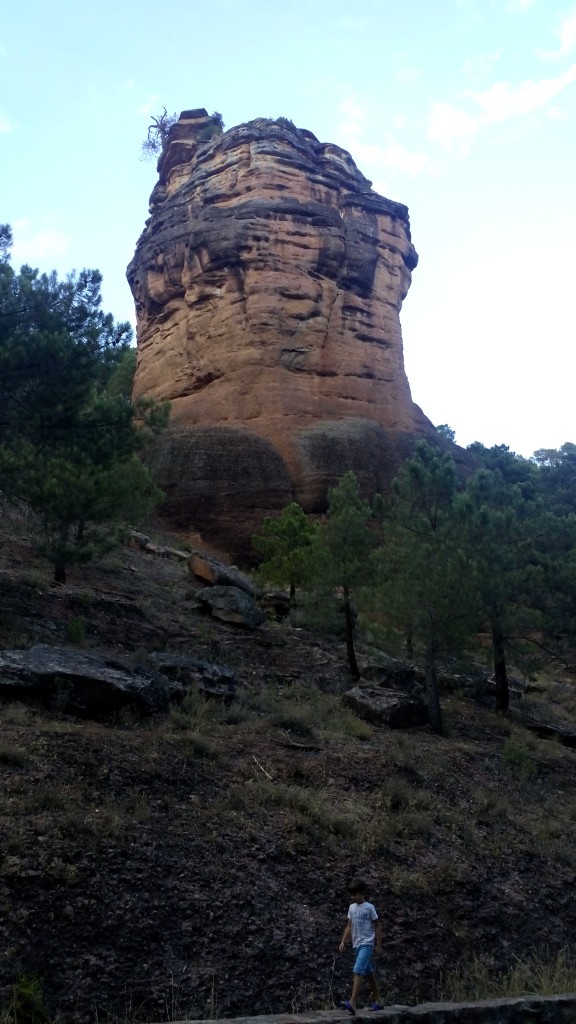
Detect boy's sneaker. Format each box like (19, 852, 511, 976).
(341, 1000, 356, 1015)
(369, 1004, 384, 1011)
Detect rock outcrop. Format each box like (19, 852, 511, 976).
(0, 645, 181, 718)
(128, 109, 435, 554)
(342, 685, 428, 729)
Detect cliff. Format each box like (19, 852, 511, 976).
(127, 109, 434, 553)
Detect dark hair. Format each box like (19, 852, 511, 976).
(349, 878, 367, 895)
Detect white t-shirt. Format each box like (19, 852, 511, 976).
(348, 900, 378, 948)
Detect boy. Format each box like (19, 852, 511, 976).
(339, 879, 383, 1014)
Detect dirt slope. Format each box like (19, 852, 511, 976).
(1, 523, 576, 1023)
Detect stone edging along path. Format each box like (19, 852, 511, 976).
(158, 993, 576, 1024)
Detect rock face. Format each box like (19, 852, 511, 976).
(128, 109, 435, 554)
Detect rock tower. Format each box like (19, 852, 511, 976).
(128, 109, 434, 554)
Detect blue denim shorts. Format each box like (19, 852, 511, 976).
(353, 944, 374, 976)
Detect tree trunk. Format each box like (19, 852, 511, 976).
(54, 557, 66, 585)
(53, 523, 69, 585)
(424, 636, 443, 735)
(491, 618, 509, 713)
(289, 580, 296, 604)
(343, 584, 360, 680)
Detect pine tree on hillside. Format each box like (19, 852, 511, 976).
(377, 442, 478, 734)
(316, 472, 376, 680)
(0, 226, 168, 582)
(253, 502, 319, 602)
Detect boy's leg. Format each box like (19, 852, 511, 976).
(350, 973, 364, 1007)
(366, 972, 382, 1003)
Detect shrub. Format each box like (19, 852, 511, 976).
(0, 745, 27, 766)
(1, 974, 52, 1024)
(65, 616, 86, 644)
(503, 737, 537, 781)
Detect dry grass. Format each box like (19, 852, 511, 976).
(443, 948, 576, 1001)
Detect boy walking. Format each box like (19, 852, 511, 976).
(339, 879, 383, 1014)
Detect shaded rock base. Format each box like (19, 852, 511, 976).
(162, 993, 576, 1024)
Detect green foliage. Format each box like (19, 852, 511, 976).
(319, 471, 376, 591)
(65, 616, 87, 644)
(253, 502, 319, 599)
(197, 112, 226, 142)
(316, 471, 377, 679)
(377, 442, 477, 733)
(503, 737, 537, 781)
(436, 423, 456, 443)
(0, 974, 52, 1024)
(275, 116, 298, 132)
(106, 347, 136, 400)
(0, 230, 167, 582)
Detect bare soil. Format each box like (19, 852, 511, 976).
(1, 515, 576, 1023)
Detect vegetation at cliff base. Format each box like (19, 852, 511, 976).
(0, 225, 168, 583)
(254, 437, 576, 735)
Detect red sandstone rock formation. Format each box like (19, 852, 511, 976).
(127, 109, 434, 554)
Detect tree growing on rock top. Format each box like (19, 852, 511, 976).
(140, 107, 178, 159)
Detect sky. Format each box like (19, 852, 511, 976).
(1, 0, 575, 457)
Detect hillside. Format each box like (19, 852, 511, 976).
(1, 513, 576, 1023)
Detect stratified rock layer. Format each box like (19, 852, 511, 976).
(128, 110, 434, 553)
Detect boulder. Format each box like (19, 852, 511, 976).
(195, 586, 266, 629)
(342, 685, 428, 729)
(188, 551, 257, 596)
(259, 590, 292, 620)
(149, 652, 236, 701)
(128, 529, 189, 561)
(0, 645, 181, 719)
(360, 653, 420, 691)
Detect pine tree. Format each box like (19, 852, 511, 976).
(316, 472, 376, 680)
(253, 502, 318, 602)
(0, 229, 168, 582)
(461, 443, 543, 712)
(378, 442, 477, 734)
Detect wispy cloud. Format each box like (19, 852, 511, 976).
(0, 109, 15, 133)
(140, 96, 160, 115)
(505, 0, 534, 12)
(12, 225, 71, 266)
(338, 98, 440, 184)
(396, 67, 422, 85)
(336, 16, 368, 30)
(457, 0, 534, 14)
(428, 64, 576, 152)
(540, 9, 576, 59)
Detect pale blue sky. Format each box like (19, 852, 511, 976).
(1, 0, 575, 455)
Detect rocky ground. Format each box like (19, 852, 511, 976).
(1, 511, 576, 1023)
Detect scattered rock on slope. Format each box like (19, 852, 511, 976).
(195, 585, 266, 629)
(149, 652, 236, 701)
(0, 645, 181, 718)
(342, 684, 428, 728)
(188, 550, 257, 596)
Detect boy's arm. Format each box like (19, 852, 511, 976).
(339, 920, 352, 953)
(374, 919, 382, 954)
